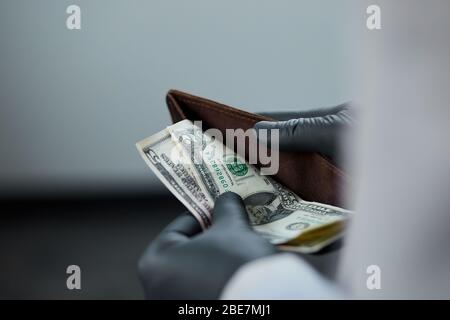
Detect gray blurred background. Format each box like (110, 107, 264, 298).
(0, 0, 352, 299)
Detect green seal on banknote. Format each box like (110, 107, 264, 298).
(224, 155, 248, 177)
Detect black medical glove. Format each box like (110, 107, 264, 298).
(138, 192, 277, 299)
(255, 103, 356, 167)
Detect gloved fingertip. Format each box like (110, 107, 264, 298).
(254, 121, 278, 146)
(213, 192, 249, 226)
(216, 191, 242, 202)
(254, 121, 277, 131)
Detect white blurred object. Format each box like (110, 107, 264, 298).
(223, 1, 450, 299)
(339, 0, 450, 298)
(221, 254, 342, 299)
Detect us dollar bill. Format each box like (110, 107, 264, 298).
(136, 128, 212, 229)
(136, 120, 352, 252)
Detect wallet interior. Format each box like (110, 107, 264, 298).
(166, 89, 349, 208)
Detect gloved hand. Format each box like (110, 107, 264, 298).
(255, 103, 356, 167)
(138, 192, 277, 299)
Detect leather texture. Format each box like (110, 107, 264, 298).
(166, 89, 349, 207)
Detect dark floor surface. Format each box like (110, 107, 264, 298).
(0, 192, 182, 299)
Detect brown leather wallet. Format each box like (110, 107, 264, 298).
(166, 89, 349, 208)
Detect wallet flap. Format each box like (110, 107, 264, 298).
(166, 89, 349, 207)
